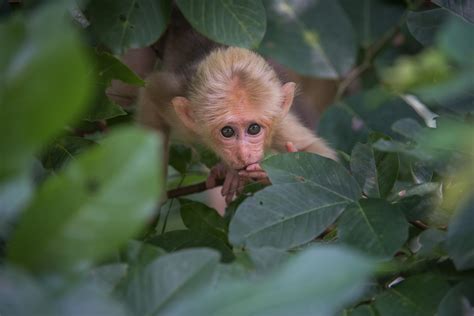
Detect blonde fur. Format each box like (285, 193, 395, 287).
(138, 47, 337, 164)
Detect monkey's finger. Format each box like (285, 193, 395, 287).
(221, 172, 236, 196)
(206, 168, 219, 188)
(238, 170, 268, 179)
(225, 191, 234, 205)
(228, 174, 240, 196)
(285, 141, 298, 153)
(236, 177, 247, 195)
(245, 163, 264, 171)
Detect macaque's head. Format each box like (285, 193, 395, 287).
(172, 48, 295, 170)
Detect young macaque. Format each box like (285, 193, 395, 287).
(138, 13, 337, 204)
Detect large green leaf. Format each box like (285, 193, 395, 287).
(438, 279, 474, 316)
(176, 0, 266, 48)
(446, 197, 474, 270)
(161, 246, 375, 316)
(0, 268, 128, 316)
(338, 199, 409, 257)
(259, 0, 357, 78)
(374, 274, 450, 316)
(8, 127, 163, 272)
(121, 248, 220, 316)
(86, 0, 172, 54)
(0, 4, 92, 237)
(438, 13, 474, 67)
(433, 0, 474, 23)
(179, 199, 228, 239)
(350, 142, 399, 198)
(150, 229, 235, 262)
(0, 5, 91, 179)
(340, 0, 405, 48)
(407, 9, 449, 46)
(229, 153, 361, 249)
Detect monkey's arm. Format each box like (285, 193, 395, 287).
(272, 113, 338, 160)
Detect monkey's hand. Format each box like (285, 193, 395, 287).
(206, 163, 247, 205)
(238, 142, 298, 183)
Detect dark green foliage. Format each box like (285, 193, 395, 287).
(1, 1, 474, 315)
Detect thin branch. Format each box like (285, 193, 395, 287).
(167, 179, 224, 199)
(335, 18, 405, 100)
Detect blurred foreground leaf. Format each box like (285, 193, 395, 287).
(161, 246, 375, 316)
(8, 127, 163, 273)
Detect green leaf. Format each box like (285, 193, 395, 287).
(247, 247, 291, 272)
(433, 0, 474, 23)
(161, 246, 375, 316)
(176, 0, 266, 48)
(87, 51, 144, 121)
(0, 268, 128, 316)
(229, 153, 361, 249)
(8, 127, 163, 272)
(149, 229, 234, 262)
(407, 9, 449, 46)
(123, 240, 166, 267)
(121, 248, 220, 316)
(169, 144, 193, 174)
(0, 5, 92, 178)
(318, 105, 370, 153)
(350, 142, 399, 198)
(86, 0, 172, 54)
(338, 199, 409, 257)
(95, 51, 145, 86)
(179, 199, 228, 239)
(438, 14, 474, 66)
(374, 274, 450, 316)
(41, 136, 95, 170)
(438, 279, 474, 316)
(415, 228, 446, 257)
(446, 197, 474, 270)
(340, 0, 405, 48)
(259, 0, 356, 78)
(342, 305, 379, 316)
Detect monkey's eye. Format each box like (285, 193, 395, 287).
(247, 123, 261, 135)
(221, 126, 235, 138)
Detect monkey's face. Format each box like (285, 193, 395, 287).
(206, 116, 270, 170)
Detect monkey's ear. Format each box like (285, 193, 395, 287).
(281, 82, 296, 117)
(172, 96, 196, 131)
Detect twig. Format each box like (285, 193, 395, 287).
(167, 179, 224, 198)
(335, 18, 405, 100)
